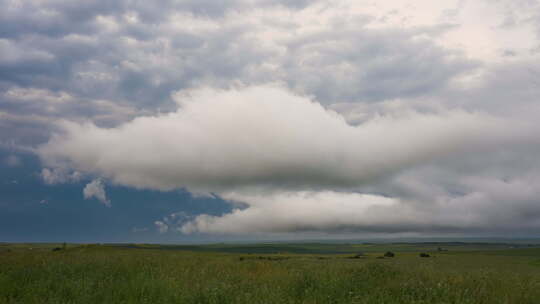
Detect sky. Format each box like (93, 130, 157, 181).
(2, 0, 540, 242)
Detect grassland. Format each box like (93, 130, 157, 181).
(1, 242, 540, 303)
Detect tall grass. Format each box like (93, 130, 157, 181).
(1, 245, 539, 303)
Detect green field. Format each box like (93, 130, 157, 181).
(1, 242, 540, 303)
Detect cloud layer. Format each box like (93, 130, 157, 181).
(180, 176, 540, 235)
(3, 0, 540, 237)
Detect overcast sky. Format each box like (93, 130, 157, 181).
(2, 0, 540, 242)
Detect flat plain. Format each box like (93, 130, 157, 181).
(1, 242, 540, 303)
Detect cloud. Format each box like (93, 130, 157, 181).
(277, 24, 477, 103)
(154, 221, 168, 234)
(37, 85, 508, 194)
(83, 178, 111, 207)
(180, 174, 540, 235)
(154, 212, 195, 234)
(41, 168, 81, 185)
(180, 191, 400, 234)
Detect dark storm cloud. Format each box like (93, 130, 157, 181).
(1, 0, 475, 146)
(281, 26, 477, 103)
(1, 0, 289, 116)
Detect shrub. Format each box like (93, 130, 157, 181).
(419, 253, 430, 258)
(384, 251, 395, 258)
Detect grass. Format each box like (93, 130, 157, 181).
(1, 243, 540, 303)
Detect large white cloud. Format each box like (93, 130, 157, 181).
(35, 85, 540, 235)
(180, 191, 403, 234)
(38, 85, 506, 194)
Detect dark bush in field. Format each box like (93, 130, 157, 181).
(419, 253, 430, 258)
(384, 251, 395, 257)
(52, 247, 62, 251)
(348, 253, 365, 259)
